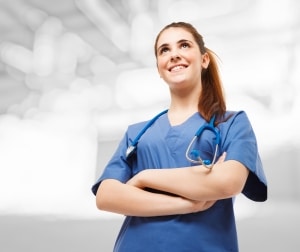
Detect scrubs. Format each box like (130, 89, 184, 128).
(92, 111, 267, 252)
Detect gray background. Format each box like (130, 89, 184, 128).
(0, 0, 299, 251)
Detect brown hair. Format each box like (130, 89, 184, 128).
(154, 22, 226, 124)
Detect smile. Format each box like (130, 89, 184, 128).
(169, 64, 188, 72)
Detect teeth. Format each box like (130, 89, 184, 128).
(171, 65, 185, 72)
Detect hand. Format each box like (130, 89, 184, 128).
(184, 198, 216, 213)
(216, 152, 226, 164)
(126, 171, 145, 188)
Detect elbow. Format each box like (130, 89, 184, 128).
(95, 179, 122, 212)
(218, 161, 249, 198)
(221, 179, 244, 198)
(95, 181, 111, 211)
(219, 173, 248, 198)
(96, 196, 103, 211)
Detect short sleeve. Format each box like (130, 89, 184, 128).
(221, 111, 267, 202)
(91, 133, 132, 195)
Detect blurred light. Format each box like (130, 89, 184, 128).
(115, 67, 169, 109)
(0, 113, 97, 215)
(32, 17, 64, 76)
(160, 0, 244, 23)
(0, 42, 33, 73)
(33, 35, 55, 76)
(7, 91, 40, 116)
(76, 0, 130, 52)
(57, 33, 78, 74)
(125, 0, 150, 13)
(256, 0, 297, 28)
(35, 78, 113, 113)
(90, 54, 117, 74)
(223, 44, 290, 91)
(64, 33, 95, 64)
(130, 13, 155, 64)
(23, 7, 48, 31)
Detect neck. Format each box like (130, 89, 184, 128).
(169, 103, 198, 114)
(167, 83, 202, 125)
(168, 90, 200, 113)
(168, 100, 199, 126)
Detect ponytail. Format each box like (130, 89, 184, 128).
(199, 48, 226, 124)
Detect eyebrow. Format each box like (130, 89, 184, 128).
(157, 39, 193, 52)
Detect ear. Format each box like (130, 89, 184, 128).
(201, 52, 210, 69)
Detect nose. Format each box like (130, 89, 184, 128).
(170, 50, 181, 61)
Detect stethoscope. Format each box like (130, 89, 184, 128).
(126, 110, 220, 169)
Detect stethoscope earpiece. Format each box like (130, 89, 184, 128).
(126, 145, 136, 159)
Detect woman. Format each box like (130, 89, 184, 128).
(92, 22, 267, 251)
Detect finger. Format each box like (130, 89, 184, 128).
(202, 200, 216, 210)
(216, 152, 226, 164)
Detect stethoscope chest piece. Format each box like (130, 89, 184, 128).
(185, 115, 220, 169)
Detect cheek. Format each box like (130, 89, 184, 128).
(190, 56, 203, 71)
(156, 59, 166, 75)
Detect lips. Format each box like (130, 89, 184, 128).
(169, 64, 188, 72)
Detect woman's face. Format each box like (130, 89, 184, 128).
(156, 27, 209, 91)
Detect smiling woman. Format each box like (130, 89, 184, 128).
(0, 1, 299, 251)
(92, 22, 267, 252)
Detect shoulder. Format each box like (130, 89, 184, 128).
(125, 121, 148, 140)
(223, 110, 251, 124)
(128, 120, 148, 130)
(225, 110, 248, 119)
(218, 110, 255, 134)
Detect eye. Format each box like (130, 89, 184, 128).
(159, 47, 169, 54)
(181, 42, 190, 49)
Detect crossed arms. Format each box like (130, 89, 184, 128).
(96, 153, 249, 217)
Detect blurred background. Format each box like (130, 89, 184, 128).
(0, 0, 299, 251)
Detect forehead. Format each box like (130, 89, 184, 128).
(157, 27, 195, 47)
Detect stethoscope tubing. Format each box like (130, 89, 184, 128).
(126, 110, 220, 169)
(126, 109, 168, 158)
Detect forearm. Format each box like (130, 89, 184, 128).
(96, 179, 212, 217)
(129, 160, 249, 201)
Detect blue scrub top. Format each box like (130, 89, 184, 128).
(92, 111, 267, 252)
